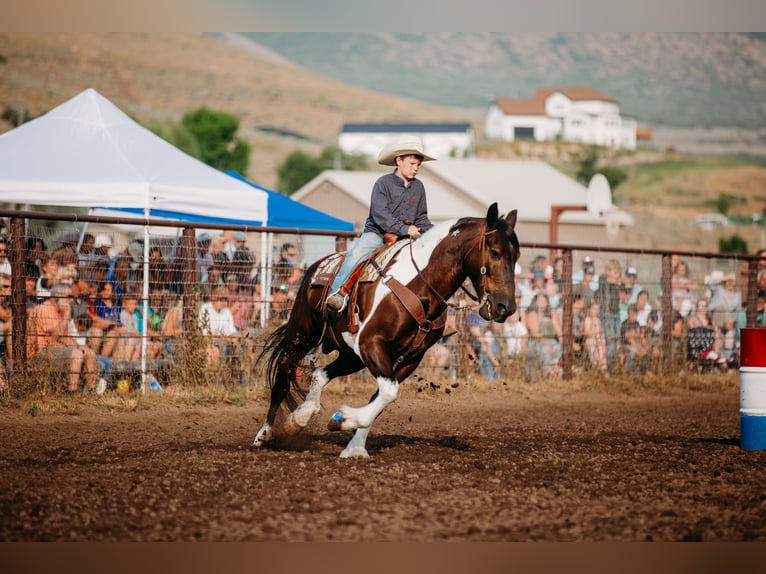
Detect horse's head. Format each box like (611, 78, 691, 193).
(457, 203, 520, 322)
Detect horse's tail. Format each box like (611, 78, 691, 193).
(256, 259, 325, 398)
(257, 322, 291, 390)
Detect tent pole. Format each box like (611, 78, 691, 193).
(140, 210, 149, 393)
(259, 227, 267, 329)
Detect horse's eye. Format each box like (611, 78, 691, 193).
(489, 249, 500, 260)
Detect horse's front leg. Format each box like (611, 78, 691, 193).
(328, 376, 398, 434)
(287, 353, 364, 433)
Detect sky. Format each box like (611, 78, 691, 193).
(2, 0, 765, 31)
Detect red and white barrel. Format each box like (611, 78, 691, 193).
(739, 328, 766, 450)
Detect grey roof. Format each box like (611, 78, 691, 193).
(341, 122, 472, 133)
(292, 159, 633, 226)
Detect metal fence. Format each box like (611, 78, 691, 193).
(0, 210, 761, 395)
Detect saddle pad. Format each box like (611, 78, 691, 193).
(311, 252, 346, 286)
(309, 239, 410, 287)
(358, 238, 410, 283)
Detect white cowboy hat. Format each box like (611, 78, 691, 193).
(377, 134, 436, 166)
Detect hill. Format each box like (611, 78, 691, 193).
(242, 32, 766, 130)
(0, 32, 467, 189)
(2, 32, 766, 254)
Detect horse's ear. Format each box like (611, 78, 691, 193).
(486, 203, 499, 229)
(505, 209, 518, 230)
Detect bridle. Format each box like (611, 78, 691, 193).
(407, 222, 499, 310)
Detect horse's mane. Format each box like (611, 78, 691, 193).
(450, 213, 520, 254)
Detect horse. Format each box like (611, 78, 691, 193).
(253, 203, 520, 458)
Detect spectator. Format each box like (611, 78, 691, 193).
(0, 273, 12, 379)
(618, 285, 632, 323)
(634, 289, 652, 327)
(597, 259, 623, 372)
(525, 292, 562, 378)
(686, 299, 724, 365)
(573, 255, 599, 290)
(66, 312, 111, 392)
(274, 242, 302, 288)
(0, 237, 10, 276)
(707, 271, 743, 330)
(514, 263, 533, 318)
(571, 293, 586, 362)
(195, 232, 214, 284)
(92, 280, 126, 361)
(464, 309, 499, 381)
(624, 266, 643, 304)
(27, 282, 99, 394)
(215, 230, 247, 279)
(161, 294, 184, 360)
(502, 292, 528, 365)
(36, 253, 61, 301)
(58, 250, 79, 285)
(671, 260, 698, 318)
(82, 233, 111, 283)
(25, 267, 39, 309)
(572, 264, 597, 309)
(76, 232, 95, 279)
(119, 294, 143, 362)
(25, 236, 47, 278)
(620, 303, 649, 372)
(148, 246, 168, 292)
(583, 301, 607, 371)
(199, 285, 245, 369)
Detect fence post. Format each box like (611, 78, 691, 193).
(560, 248, 574, 380)
(9, 217, 27, 383)
(660, 253, 674, 375)
(746, 255, 759, 328)
(180, 227, 197, 335)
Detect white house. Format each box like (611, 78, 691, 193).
(291, 159, 633, 248)
(338, 123, 475, 162)
(485, 87, 637, 150)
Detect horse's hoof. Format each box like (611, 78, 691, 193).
(339, 446, 370, 459)
(253, 424, 272, 447)
(327, 411, 344, 432)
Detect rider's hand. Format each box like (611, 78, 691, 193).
(407, 225, 421, 239)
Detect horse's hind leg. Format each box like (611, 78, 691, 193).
(288, 353, 364, 431)
(253, 376, 290, 447)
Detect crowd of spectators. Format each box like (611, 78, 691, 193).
(425, 250, 763, 382)
(0, 230, 304, 393)
(3, 227, 766, 392)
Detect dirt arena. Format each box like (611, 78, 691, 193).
(1, 379, 764, 542)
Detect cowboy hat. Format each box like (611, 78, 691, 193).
(377, 134, 436, 166)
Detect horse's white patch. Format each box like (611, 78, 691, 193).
(354, 219, 458, 344)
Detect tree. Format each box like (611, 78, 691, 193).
(277, 146, 369, 195)
(719, 234, 748, 254)
(180, 107, 250, 174)
(575, 145, 628, 194)
(277, 150, 324, 195)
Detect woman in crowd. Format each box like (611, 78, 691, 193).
(525, 292, 562, 378)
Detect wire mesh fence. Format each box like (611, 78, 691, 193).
(0, 211, 762, 398)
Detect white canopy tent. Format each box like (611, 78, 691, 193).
(0, 88, 269, 390)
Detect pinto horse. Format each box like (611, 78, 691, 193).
(253, 203, 520, 458)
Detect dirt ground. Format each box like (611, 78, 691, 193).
(1, 380, 764, 542)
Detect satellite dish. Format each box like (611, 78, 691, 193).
(586, 173, 613, 217)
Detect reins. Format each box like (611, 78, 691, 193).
(407, 223, 497, 310)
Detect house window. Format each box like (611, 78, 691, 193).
(514, 126, 535, 139)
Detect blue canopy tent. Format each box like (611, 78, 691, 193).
(225, 171, 354, 232)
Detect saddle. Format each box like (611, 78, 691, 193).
(311, 237, 447, 347)
(312, 238, 411, 331)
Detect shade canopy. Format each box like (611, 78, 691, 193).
(0, 88, 268, 225)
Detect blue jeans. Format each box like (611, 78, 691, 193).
(329, 232, 384, 293)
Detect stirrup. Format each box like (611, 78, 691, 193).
(326, 292, 348, 314)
